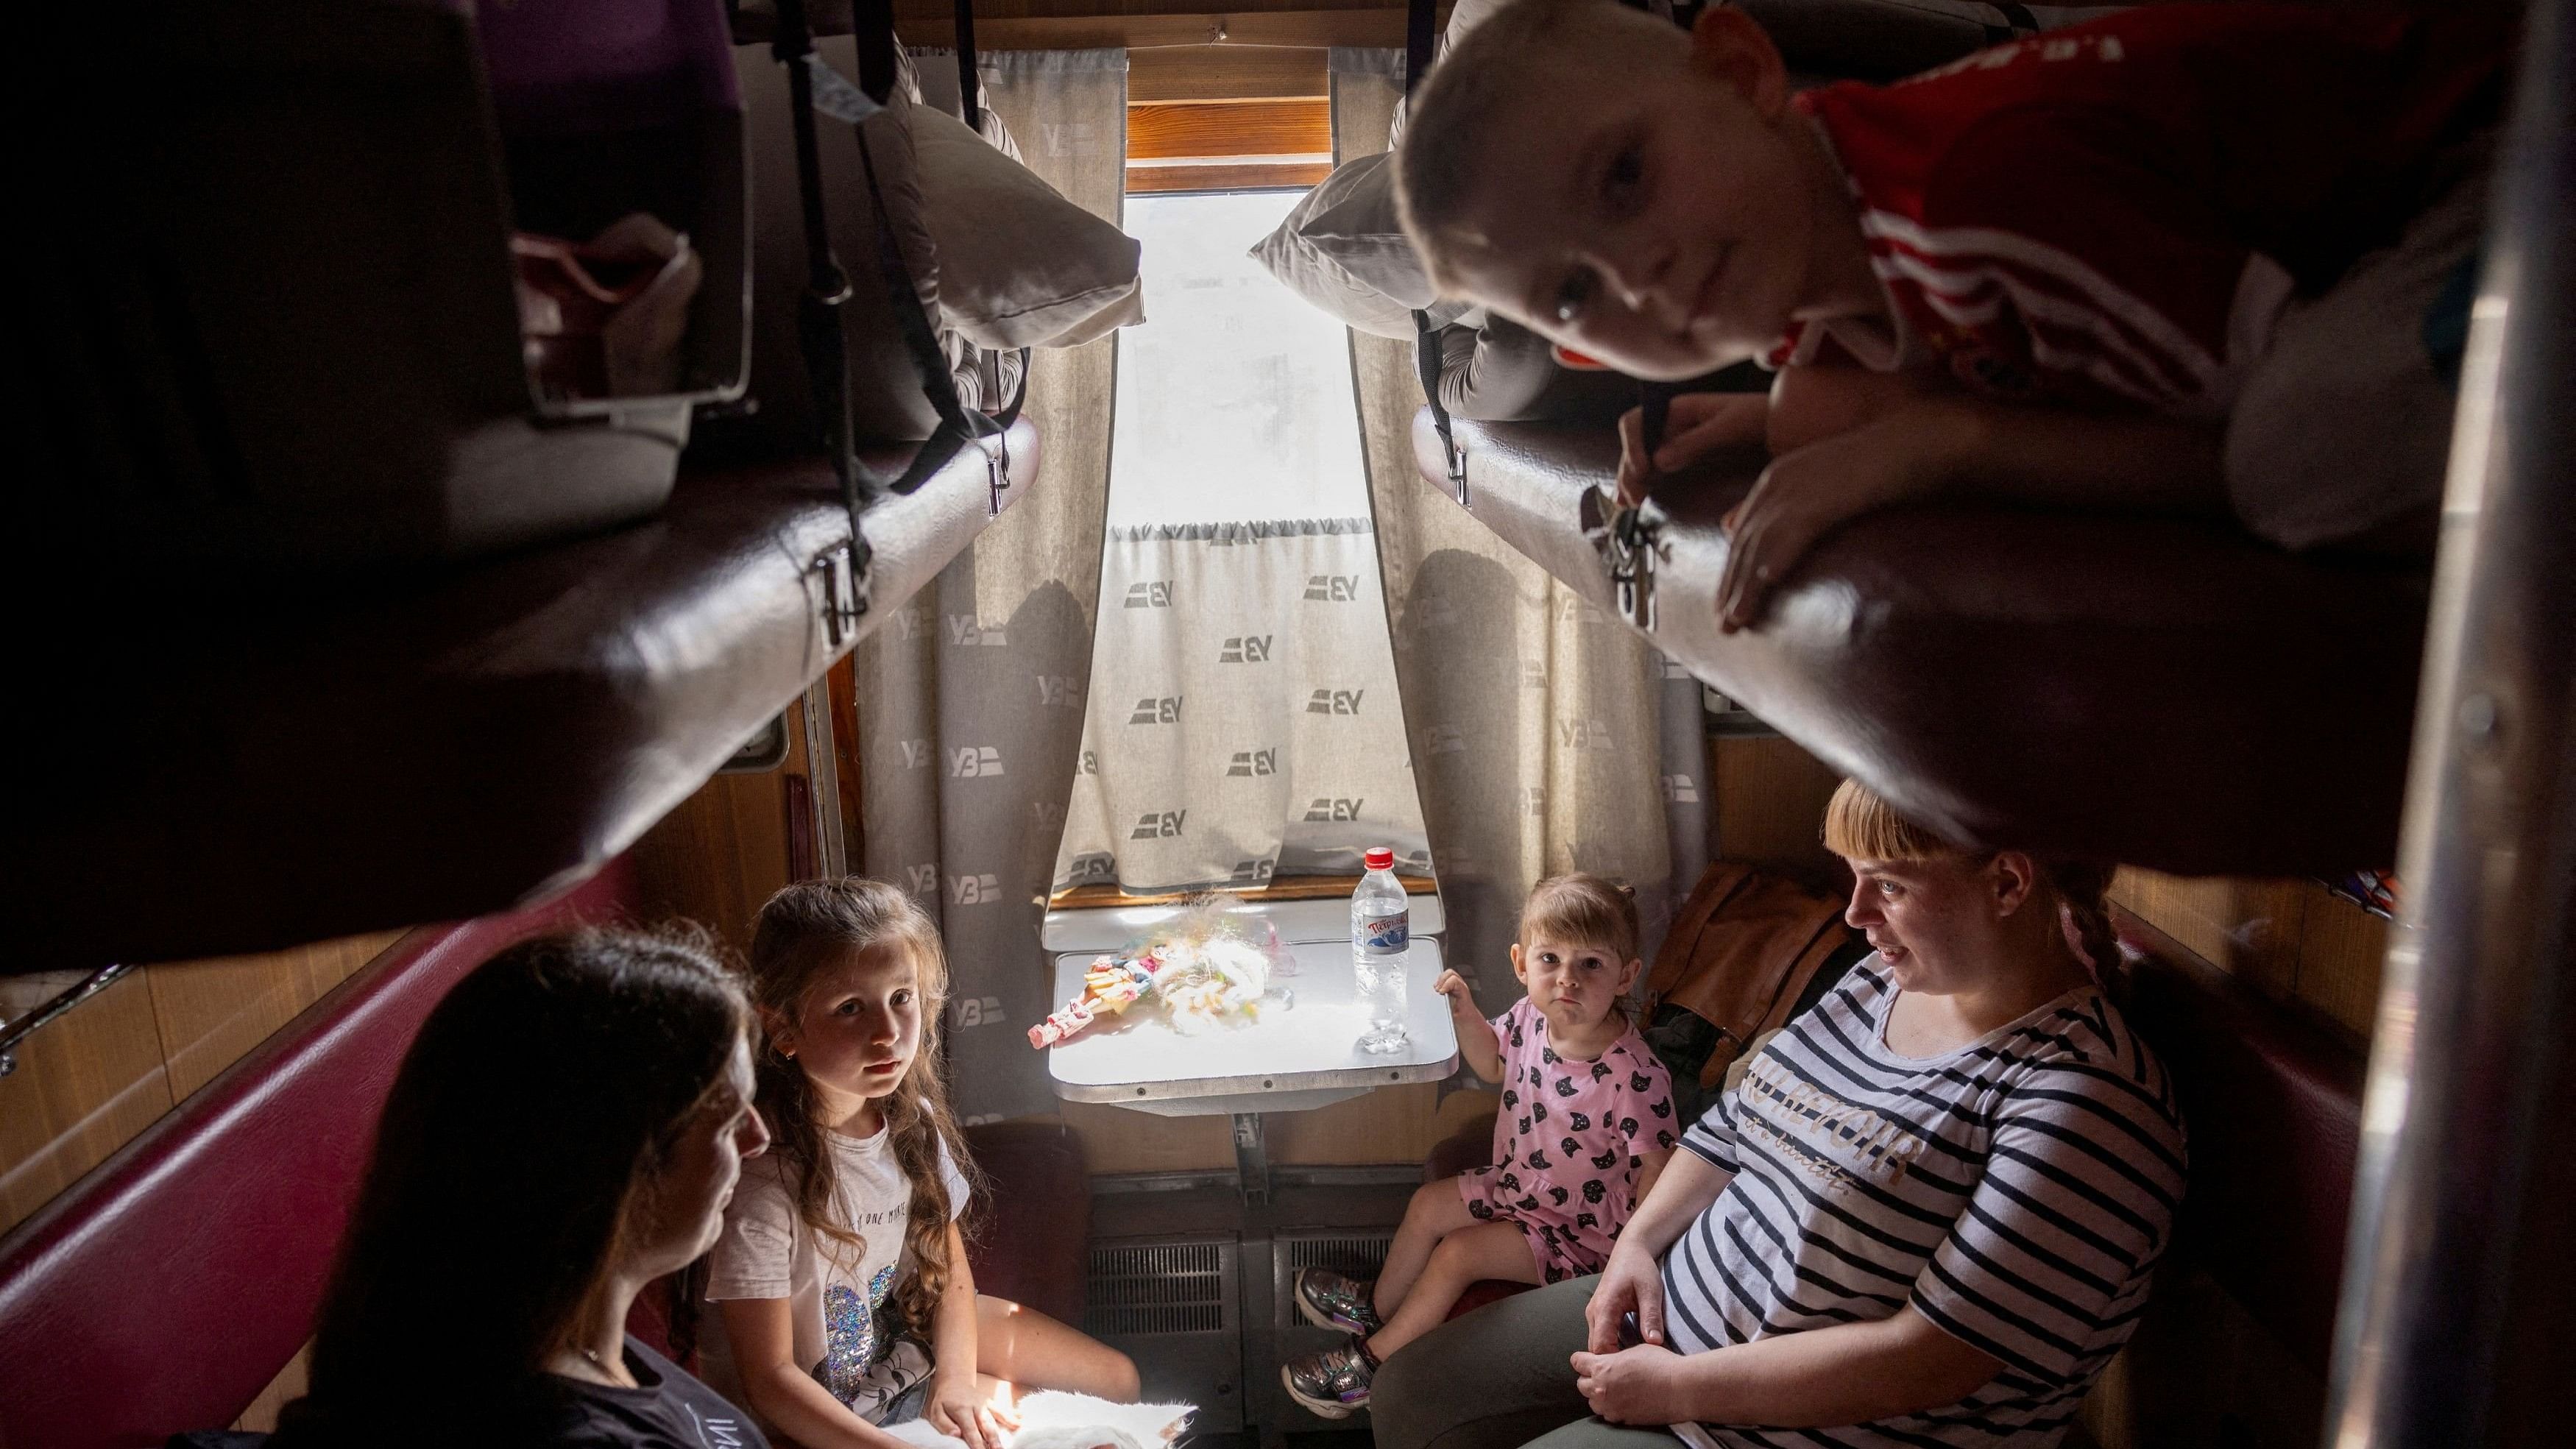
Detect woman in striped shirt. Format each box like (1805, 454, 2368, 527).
(1373, 779, 2184, 1449)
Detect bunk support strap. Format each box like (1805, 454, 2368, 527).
(2325, 4, 2576, 1445)
(774, 0, 873, 623)
(1403, 0, 1467, 506)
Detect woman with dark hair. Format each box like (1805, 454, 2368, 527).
(271, 928, 773, 1448)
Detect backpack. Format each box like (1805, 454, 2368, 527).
(1643, 862, 1869, 1124)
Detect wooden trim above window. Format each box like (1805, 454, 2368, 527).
(1129, 46, 1328, 103)
(1125, 159, 1332, 193)
(893, 6, 1443, 52)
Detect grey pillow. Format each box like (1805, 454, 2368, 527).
(1250, 152, 1473, 341)
(911, 105, 1144, 350)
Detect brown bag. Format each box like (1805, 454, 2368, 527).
(1648, 862, 1855, 1089)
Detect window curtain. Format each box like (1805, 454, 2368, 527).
(855, 49, 1127, 1124)
(1052, 517, 1433, 893)
(1332, 49, 1710, 1014)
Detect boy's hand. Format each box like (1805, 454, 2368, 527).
(1614, 394, 1769, 508)
(1716, 409, 1954, 633)
(1571, 1343, 1688, 1425)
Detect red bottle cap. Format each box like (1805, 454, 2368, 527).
(1364, 848, 1395, 871)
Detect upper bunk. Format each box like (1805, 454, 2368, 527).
(11, 0, 1139, 970)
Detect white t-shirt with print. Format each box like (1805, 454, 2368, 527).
(699, 1122, 970, 1429)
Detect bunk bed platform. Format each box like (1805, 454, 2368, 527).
(1414, 411, 2429, 876)
(15, 423, 1036, 973)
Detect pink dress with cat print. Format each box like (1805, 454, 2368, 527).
(1459, 999, 1679, 1281)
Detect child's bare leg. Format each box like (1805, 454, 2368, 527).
(1373, 1177, 1484, 1319)
(976, 1294, 1142, 1401)
(1365, 1220, 1543, 1361)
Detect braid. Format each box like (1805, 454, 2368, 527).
(2048, 861, 2122, 983)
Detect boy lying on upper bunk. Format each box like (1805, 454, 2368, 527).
(1390, 0, 2515, 631)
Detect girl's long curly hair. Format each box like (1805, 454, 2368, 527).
(745, 878, 978, 1339)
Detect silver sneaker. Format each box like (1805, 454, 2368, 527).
(1292, 1266, 1384, 1336)
(1281, 1339, 1375, 1418)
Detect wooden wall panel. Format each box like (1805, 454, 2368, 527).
(629, 708, 803, 957)
(147, 931, 406, 1099)
(0, 971, 174, 1236)
(2290, 884, 2388, 1041)
(1044, 1083, 1500, 1175)
(2109, 869, 2307, 1000)
(1709, 734, 1844, 885)
(896, 7, 1423, 51)
(233, 1343, 311, 1432)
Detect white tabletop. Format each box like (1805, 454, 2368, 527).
(1045, 936, 1460, 1116)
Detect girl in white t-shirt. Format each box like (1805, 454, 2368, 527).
(701, 879, 1139, 1449)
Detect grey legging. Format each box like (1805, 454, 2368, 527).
(1370, 1278, 1675, 1449)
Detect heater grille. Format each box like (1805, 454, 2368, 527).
(1271, 1228, 1396, 1329)
(1084, 1236, 1239, 1337)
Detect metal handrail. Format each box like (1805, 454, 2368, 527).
(2324, 1, 2574, 1444)
(0, 964, 138, 1078)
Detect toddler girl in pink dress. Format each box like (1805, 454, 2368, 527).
(1281, 874, 1677, 1417)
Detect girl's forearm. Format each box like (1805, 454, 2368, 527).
(1457, 1013, 1504, 1082)
(934, 1222, 980, 1380)
(1919, 397, 2226, 514)
(751, 1362, 919, 1449)
(1674, 1308, 2001, 1427)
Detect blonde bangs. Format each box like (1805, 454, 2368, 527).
(1520, 873, 1642, 962)
(1822, 779, 1954, 862)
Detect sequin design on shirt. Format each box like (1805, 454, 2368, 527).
(818, 1263, 899, 1402)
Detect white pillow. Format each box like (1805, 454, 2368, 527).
(1251, 152, 1476, 340)
(910, 104, 1144, 349)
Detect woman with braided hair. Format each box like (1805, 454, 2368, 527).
(1370, 778, 2184, 1449)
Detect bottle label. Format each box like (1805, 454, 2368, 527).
(1356, 912, 1410, 954)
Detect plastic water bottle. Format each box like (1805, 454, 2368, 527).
(1351, 847, 1410, 1055)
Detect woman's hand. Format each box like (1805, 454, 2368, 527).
(927, 1371, 1013, 1449)
(1715, 405, 1971, 633)
(1572, 1343, 1691, 1425)
(1613, 394, 1771, 508)
(1584, 1241, 1669, 1353)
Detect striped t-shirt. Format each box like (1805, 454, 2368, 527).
(1661, 960, 2185, 1448)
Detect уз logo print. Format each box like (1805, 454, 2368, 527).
(1130, 809, 1188, 840)
(1130, 695, 1184, 724)
(899, 738, 932, 769)
(1227, 748, 1278, 777)
(950, 995, 1007, 1027)
(905, 863, 939, 897)
(1218, 635, 1273, 663)
(949, 872, 1003, 905)
(1035, 674, 1080, 707)
(1123, 581, 1175, 608)
(1228, 858, 1277, 885)
(946, 614, 1006, 646)
(1663, 774, 1700, 804)
(1306, 688, 1365, 715)
(1423, 724, 1466, 757)
(1064, 851, 1117, 882)
(1304, 574, 1362, 602)
(1303, 797, 1366, 822)
(1555, 718, 1616, 752)
(949, 745, 1004, 778)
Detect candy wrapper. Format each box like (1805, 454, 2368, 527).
(1028, 901, 1293, 1049)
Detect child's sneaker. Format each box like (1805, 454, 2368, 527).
(1292, 1266, 1384, 1336)
(1281, 1339, 1375, 1418)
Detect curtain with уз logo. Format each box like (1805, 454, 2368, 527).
(855, 50, 1125, 1125)
(1331, 47, 1709, 1018)
(1052, 517, 1434, 893)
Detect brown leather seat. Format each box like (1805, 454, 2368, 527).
(1412, 411, 2425, 876)
(14, 428, 1036, 974)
